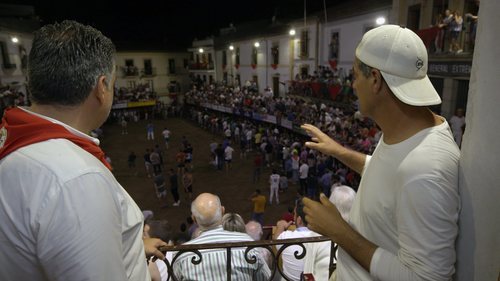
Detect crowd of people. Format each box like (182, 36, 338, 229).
(114, 83, 156, 103)
(0, 86, 27, 118)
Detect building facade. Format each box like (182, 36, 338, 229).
(114, 51, 190, 96)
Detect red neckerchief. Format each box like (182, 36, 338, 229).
(0, 107, 112, 170)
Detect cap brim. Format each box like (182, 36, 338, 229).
(380, 71, 441, 106)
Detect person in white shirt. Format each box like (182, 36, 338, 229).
(302, 25, 460, 281)
(224, 143, 235, 172)
(274, 199, 331, 281)
(161, 127, 171, 149)
(0, 20, 166, 281)
(269, 169, 281, 204)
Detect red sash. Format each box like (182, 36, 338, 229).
(0, 107, 112, 170)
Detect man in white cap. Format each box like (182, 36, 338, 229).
(301, 25, 460, 281)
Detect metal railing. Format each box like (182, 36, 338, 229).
(159, 236, 337, 281)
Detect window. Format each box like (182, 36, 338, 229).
(144, 59, 152, 75)
(169, 59, 176, 74)
(125, 59, 137, 76)
(300, 30, 309, 58)
(329, 32, 339, 60)
(271, 44, 279, 65)
(222, 50, 227, 66)
(236, 74, 241, 86)
(235, 47, 240, 65)
(251, 46, 258, 66)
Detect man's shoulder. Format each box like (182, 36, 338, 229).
(5, 139, 110, 180)
(278, 229, 312, 240)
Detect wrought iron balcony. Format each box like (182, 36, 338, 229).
(159, 236, 337, 281)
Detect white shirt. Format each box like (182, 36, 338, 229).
(224, 146, 234, 160)
(299, 163, 309, 179)
(0, 109, 149, 281)
(162, 129, 171, 139)
(277, 227, 313, 281)
(337, 121, 460, 281)
(270, 174, 280, 188)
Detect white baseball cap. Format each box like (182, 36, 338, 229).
(355, 25, 441, 106)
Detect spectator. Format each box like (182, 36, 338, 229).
(269, 169, 281, 204)
(173, 193, 271, 280)
(273, 200, 331, 281)
(144, 219, 174, 281)
(222, 212, 246, 232)
(246, 220, 274, 268)
(169, 168, 180, 206)
(147, 122, 154, 140)
(128, 151, 137, 168)
(302, 25, 460, 281)
(250, 189, 266, 225)
(0, 20, 166, 281)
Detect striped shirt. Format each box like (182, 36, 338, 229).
(173, 226, 271, 281)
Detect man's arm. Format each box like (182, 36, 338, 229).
(301, 124, 367, 174)
(303, 195, 377, 272)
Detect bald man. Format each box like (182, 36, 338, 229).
(173, 193, 271, 280)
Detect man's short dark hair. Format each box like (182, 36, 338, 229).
(356, 59, 374, 78)
(28, 20, 115, 106)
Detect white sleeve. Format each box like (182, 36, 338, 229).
(361, 155, 372, 175)
(370, 176, 459, 281)
(35, 173, 131, 281)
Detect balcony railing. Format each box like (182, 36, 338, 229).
(159, 236, 337, 281)
(141, 67, 157, 77)
(188, 62, 215, 70)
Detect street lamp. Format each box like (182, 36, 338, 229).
(289, 29, 296, 36)
(11, 37, 19, 43)
(198, 48, 204, 53)
(254, 42, 260, 48)
(376, 17, 386, 25)
(229, 45, 234, 51)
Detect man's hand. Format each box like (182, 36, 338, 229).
(301, 124, 344, 157)
(303, 194, 377, 272)
(301, 123, 367, 174)
(144, 237, 168, 260)
(273, 220, 293, 240)
(302, 194, 348, 241)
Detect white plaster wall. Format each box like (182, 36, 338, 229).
(0, 32, 33, 94)
(454, 0, 500, 279)
(115, 52, 190, 94)
(321, 9, 391, 72)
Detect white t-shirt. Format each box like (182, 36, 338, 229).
(224, 146, 234, 160)
(270, 174, 280, 188)
(337, 120, 460, 281)
(299, 163, 309, 179)
(162, 129, 171, 139)
(277, 228, 312, 281)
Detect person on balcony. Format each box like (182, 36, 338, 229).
(302, 25, 460, 281)
(173, 193, 271, 281)
(274, 199, 331, 281)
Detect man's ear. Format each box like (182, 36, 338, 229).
(221, 206, 225, 215)
(94, 75, 108, 104)
(192, 215, 197, 225)
(370, 69, 385, 94)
